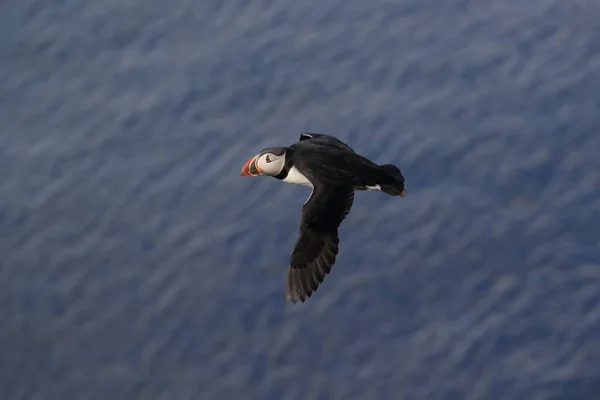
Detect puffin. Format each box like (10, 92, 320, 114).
(240, 133, 406, 303)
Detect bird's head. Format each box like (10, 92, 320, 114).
(240, 147, 287, 177)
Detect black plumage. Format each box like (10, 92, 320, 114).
(241, 132, 406, 303)
(284, 133, 405, 196)
(285, 185, 354, 303)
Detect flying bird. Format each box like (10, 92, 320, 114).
(240, 133, 406, 303)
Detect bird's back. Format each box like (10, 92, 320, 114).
(298, 132, 356, 153)
(290, 136, 392, 188)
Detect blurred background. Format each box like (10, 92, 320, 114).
(1, 0, 599, 399)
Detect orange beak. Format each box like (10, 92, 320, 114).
(240, 155, 263, 176)
(399, 190, 405, 197)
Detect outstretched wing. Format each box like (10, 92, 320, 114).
(285, 184, 355, 303)
(298, 132, 356, 153)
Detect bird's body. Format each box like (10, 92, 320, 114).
(240, 133, 406, 303)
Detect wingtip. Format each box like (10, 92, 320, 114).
(284, 292, 298, 304)
(284, 290, 294, 304)
(284, 268, 296, 304)
(285, 268, 321, 304)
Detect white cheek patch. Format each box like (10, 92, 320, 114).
(273, 157, 285, 175)
(260, 155, 286, 176)
(365, 185, 381, 191)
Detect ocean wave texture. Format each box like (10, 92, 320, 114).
(1, 0, 599, 399)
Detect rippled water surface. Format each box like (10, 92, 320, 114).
(1, 0, 600, 399)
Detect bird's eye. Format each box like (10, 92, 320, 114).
(265, 155, 272, 163)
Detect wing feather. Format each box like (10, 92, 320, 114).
(298, 132, 356, 153)
(285, 185, 354, 303)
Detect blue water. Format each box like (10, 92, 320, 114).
(1, 0, 599, 399)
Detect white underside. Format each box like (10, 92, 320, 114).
(282, 166, 313, 187)
(283, 168, 383, 204)
(282, 166, 314, 204)
(365, 184, 381, 191)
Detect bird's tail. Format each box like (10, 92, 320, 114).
(378, 164, 406, 196)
